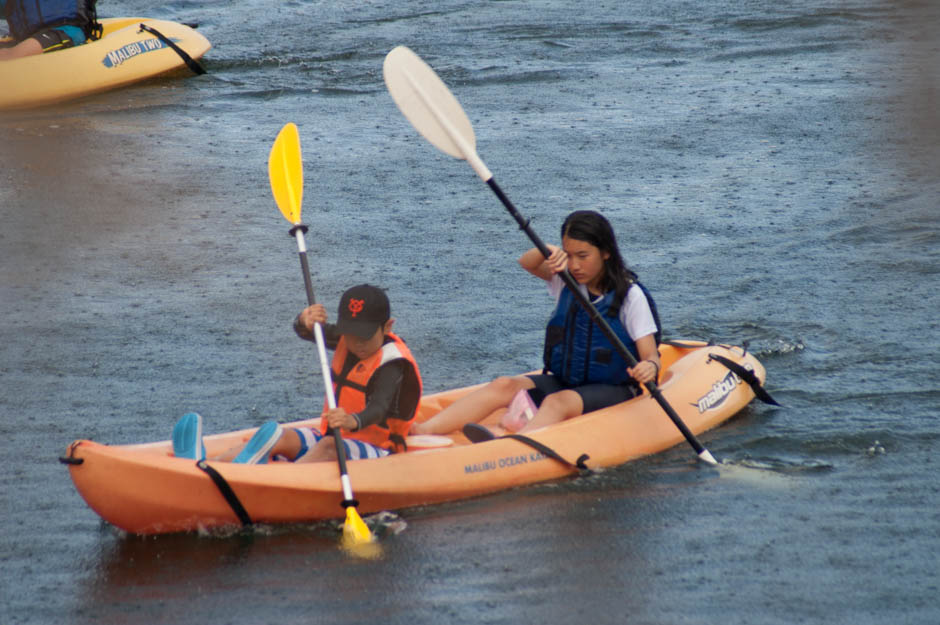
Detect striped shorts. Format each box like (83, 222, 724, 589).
(292, 427, 390, 461)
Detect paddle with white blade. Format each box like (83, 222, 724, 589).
(268, 122, 380, 552)
(383, 46, 718, 466)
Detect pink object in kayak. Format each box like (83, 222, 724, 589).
(500, 389, 537, 432)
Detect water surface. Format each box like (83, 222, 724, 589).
(1, 1, 938, 623)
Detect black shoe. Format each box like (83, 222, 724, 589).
(462, 423, 496, 443)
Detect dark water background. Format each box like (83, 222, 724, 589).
(2, 1, 938, 623)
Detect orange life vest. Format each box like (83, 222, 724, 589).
(321, 332, 422, 453)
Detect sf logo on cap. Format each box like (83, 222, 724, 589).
(348, 298, 364, 318)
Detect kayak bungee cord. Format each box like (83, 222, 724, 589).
(138, 23, 206, 75)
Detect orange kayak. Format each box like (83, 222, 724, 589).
(62, 340, 769, 535)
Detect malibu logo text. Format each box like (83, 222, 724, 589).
(694, 366, 752, 413)
(102, 38, 171, 68)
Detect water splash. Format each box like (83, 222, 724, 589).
(715, 454, 833, 488)
(340, 535, 383, 561)
(333, 510, 409, 560)
(725, 455, 834, 473)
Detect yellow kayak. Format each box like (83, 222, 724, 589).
(0, 17, 210, 110)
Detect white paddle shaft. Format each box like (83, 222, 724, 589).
(293, 229, 338, 411)
(312, 322, 338, 410)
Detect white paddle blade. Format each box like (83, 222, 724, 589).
(383, 46, 481, 165)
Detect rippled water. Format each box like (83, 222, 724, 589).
(1, 1, 938, 623)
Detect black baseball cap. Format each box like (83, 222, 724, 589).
(335, 284, 390, 339)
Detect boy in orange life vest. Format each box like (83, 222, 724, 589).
(181, 284, 422, 464)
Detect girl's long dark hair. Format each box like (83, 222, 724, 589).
(561, 210, 637, 316)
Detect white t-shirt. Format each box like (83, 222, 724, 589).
(547, 274, 658, 342)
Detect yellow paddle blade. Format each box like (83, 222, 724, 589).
(268, 122, 303, 224)
(343, 506, 373, 543)
(341, 507, 382, 559)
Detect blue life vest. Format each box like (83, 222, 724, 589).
(543, 282, 661, 387)
(4, 0, 96, 41)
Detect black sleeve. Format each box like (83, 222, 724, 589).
(293, 315, 340, 350)
(355, 360, 406, 429)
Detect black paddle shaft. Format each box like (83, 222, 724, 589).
(484, 178, 712, 459)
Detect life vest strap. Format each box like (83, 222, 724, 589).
(389, 432, 408, 453)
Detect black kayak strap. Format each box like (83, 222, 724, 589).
(196, 460, 253, 527)
(502, 433, 591, 474)
(138, 24, 207, 75)
(707, 353, 781, 406)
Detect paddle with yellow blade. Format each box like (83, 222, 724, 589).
(382, 46, 719, 466)
(268, 122, 379, 551)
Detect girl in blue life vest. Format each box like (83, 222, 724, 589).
(0, 0, 98, 60)
(412, 210, 662, 439)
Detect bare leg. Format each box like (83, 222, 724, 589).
(294, 437, 337, 463)
(518, 389, 584, 433)
(0, 38, 42, 60)
(412, 375, 536, 435)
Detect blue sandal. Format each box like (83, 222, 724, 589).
(172, 412, 206, 460)
(233, 421, 283, 464)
